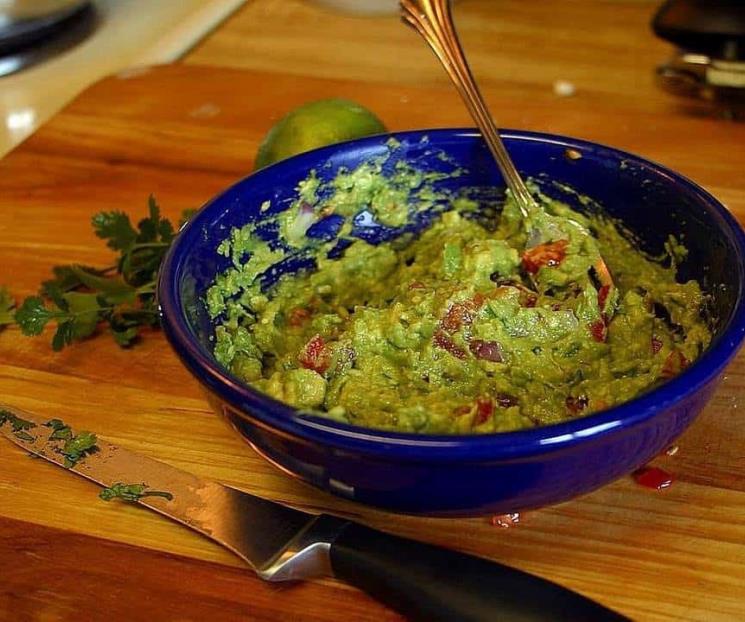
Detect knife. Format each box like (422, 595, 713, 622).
(0, 404, 628, 622)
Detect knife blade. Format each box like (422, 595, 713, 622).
(0, 404, 629, 622)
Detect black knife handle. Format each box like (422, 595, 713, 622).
(329, 522, 629, 622)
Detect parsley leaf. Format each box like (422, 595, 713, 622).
(99, 482, 174, 503)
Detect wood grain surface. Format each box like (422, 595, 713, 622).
(0, 10, 744, 620)
(185, 0, 715, 118)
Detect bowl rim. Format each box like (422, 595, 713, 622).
(158, 128, 745, 462)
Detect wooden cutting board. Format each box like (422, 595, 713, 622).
(1, 64, 744, 621)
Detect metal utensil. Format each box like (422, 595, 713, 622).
(0, 404, 628, 622)
(400, 0, 616, 306)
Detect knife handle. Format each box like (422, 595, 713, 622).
(328, 522, 629, 622)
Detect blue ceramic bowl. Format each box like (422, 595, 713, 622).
(159, 129, 745, 516)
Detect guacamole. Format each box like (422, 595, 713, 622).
(205, 147, 711, 434)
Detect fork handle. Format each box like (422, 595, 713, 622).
(400, 0, 535, 216)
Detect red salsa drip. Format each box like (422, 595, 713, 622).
(633, 466, 674, 490)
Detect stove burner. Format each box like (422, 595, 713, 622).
(0, 3, 97, 77)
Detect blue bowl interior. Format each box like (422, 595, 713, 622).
(170, 129, 745, 442)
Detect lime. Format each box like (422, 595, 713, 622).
(254, 98, 387, 170)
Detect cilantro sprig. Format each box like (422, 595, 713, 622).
(1, 197, 194, 350)
(100, 483, 174, 503)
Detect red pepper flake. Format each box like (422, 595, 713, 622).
(469, 339, 504, 362)
(651, 335, 663, 354)
(433, 330, 467, 359)
(589, 319, 607, 343)
(490, 512, 521, 528)
(495, 393, 518, 408)
(565, 394, 589, 414)
(408, 280, 425, 290)
(597, 284, 611, 310)
(633, 466, 674, 490)
(288, 307, 312, 327)
(474, 397, 495, 425)
(521, 240, 569, 274)
(298, 334, 331, 374)
(661, 350, 689, 379)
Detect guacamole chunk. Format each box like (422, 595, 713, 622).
(205, 147, 711, 434)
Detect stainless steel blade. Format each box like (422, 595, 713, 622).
(0, 404, 344, 581)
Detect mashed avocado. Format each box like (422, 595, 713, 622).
(205, 145, 711, 434)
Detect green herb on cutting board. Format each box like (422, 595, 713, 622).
(0, 409, 38, 442)
(45, 418, 74, 441)
(100, 483, 174, 503)
(0, 197, 195, 350)
(59, 430, 98, 468)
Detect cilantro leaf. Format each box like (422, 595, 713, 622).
(14, 297, 59, 336)
(92, 211, 138, 252)
(60, 430, 98, 468)
(0, 410, 37, 433)
(45, 418, 73, 441)
(99, 482, 174, 503)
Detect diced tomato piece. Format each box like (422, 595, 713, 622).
(651, 336, 663, 354)
(433, 329, 467, 359)
(298, 334, 331, 374)
(288, 307, 312, 327)
(521, 240, 569, 274)
(474, 397, 495, 425)
(440, 302, 474, 334)
(661, 350, 689, 379)
(597, 285, 611, 311)
(590, 319, 607, 343)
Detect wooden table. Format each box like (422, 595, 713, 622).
(1, 2, 744, 621)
